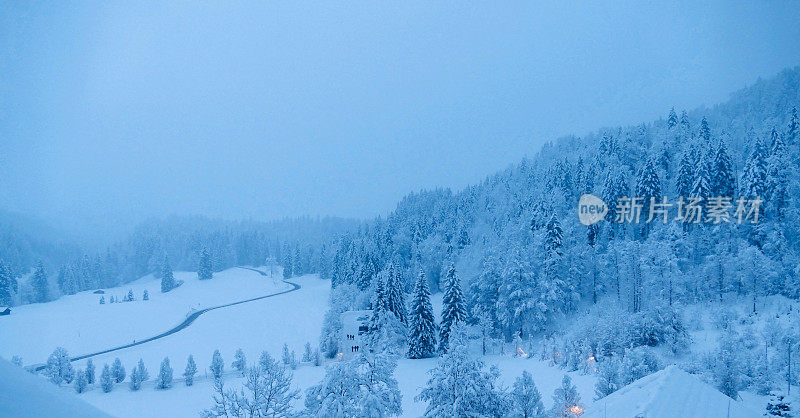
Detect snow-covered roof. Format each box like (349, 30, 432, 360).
(341, 309, 372, 324)
(0, 357, 109, 417)
(584, 365, 759, 418)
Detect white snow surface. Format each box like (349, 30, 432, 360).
(0, 357, 109, 417)
(0, 267, 294, 366)
(584, 365, 759, 418)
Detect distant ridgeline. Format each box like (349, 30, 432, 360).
(318, 66, 800, 340)
(0, 215, 360, 306)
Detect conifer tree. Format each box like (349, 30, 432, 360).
(282, 244, 293, 279)
(385, 263, 407, 324)
(675, 151, 695, 198)
(635, 158, 662, 233)
(198, 248, 213, 280)
(136, 358, 149, 382)
(210, 349, 224, 381)
(439, 264, 466, 352)
(232, 348, 247, 376)
(550, 375, 584, 418)
(45, 347, 74, 385)
(100, 364, 114, 393)
(667, 107, 678, 129)
(31, 261, 50, 303)
(700, 116, 711, 142)
(160, 257, 176, 293)
(542, 215, 573, 313)
(99, 296, 105, 304)
(711, 141, 736, 198)
(73, 368, 88, 394)
(129, 366, 142, 391)
(788, 106, 798, 146)
(766, 129, 789, 218)
(602, 170, 628, 225)
(417, 325, 507, 417)
(740, 139, 768, 199)
(0, 260, 14, 306)
(407, 270, 437, 359)
(184, 355, 197, 386)
(156, 357, 173, 389)
(85, 359, 95, 385)
(691, 146, 713, 200)
(369, 275, 390, 332)
(142, 289, 149, 300)
(302, 342, 314, 363)
(511, 371, 546, 418)
(56, 266, 71, 295)
(111, 358, 126, 383)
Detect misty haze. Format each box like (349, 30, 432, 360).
(2, 2, 800, 417)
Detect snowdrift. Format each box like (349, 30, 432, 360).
(0, 358, 109, 417)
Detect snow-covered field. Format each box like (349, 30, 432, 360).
(0, 267, 302, 366)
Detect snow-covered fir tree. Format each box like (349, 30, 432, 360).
(232, 348, 247, 376)
(667, 107, 678, 129)
(675, 150, 696, 198)
(136, 358, 149, 382)
(85, 359, 95, 385)
(439, 264, 466, 352)
(211, 349, 224, 381)
(699, 116, 711, 142)
(100, 364, 113, 393)
(142, 289, 149, 300)
(710, 140, 736, 198)
(73, 368, 87, 394)
(160, 256, 177, 293)
(635, 158, 662, 228)
(111, 358, 126, 383)
(282, 244, 293, 279)
(155, 357, 173, 389)
(740, 138, 768, 200)
(0, 260, 15, 306)
(385, 262, 407, 324)
(511, 370, 546, 418)
(30, 261, 49, 303)
(45, 347, 74, 385)
(184, 355, 197, 386)
(550, 374, 584, 418)
(304, 352, 401, 417)
(417, 324, 508, 417)
(198, 247, 213, 280)
(129, 365, 143, 391)
(302, 342, 314, 363)
(407, 270, 437, 359)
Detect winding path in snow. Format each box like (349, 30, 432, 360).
(34, 267, 300, 371)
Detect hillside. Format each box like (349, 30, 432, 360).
(316, 66, 800, 405)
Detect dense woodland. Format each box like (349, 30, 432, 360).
(314, 67, 800, 403)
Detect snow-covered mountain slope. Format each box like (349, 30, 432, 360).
(585, 365, 759, 418)
(0, 357, 108, 417)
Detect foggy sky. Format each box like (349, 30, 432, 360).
(2, 1, 800, 239)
